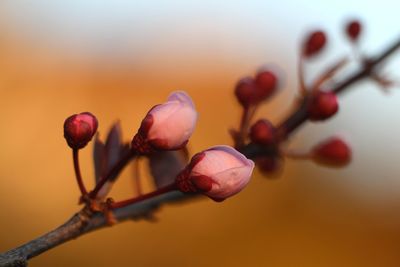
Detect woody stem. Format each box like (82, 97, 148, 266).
(110, 183, 178, 209)
(90, 151, 137, 199)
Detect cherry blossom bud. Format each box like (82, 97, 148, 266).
(132, 91, 198, 153)
(254, 70, 278, 100)
(64, 112, 98, 149)
(307, 91, 338, 121)
(256, 156, 282, 176)
(312, 137, 351, 167)
(303, 30, 327, 57)
(234, 77, 258, 107)
(346, 20, 362, 41)
(249, 119, 276, 146)
(235, 71, 279, 108)
(176, 145, 254, 201)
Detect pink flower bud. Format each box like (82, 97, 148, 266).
(303, 30, 327, 57)
(346, 20, 362, 41)
(249, 119, 276, 146)
(132, 91, 198, 153)
(312, 137, 352, 167)
(64, 112, 98, 149)
(307, 91, 338, 121)
(254, 70, 278, 99)
(176, 145, 254, 201)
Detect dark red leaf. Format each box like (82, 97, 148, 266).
(93, 134, 106, 183)
(148, 150, 188, 188)
(105, 121, 124, 181)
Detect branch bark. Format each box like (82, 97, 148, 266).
(0, 191, 189, 267)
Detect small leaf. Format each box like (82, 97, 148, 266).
(93, 134, 106, 183)
(93, 121, 128, 200)
(105, 122, 122, 167)
(148, 150, 188, 189)
(105, 121, 124, 181)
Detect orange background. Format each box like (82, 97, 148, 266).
(1, 1, 400, 266)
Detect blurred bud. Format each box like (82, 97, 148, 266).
(346, 20, 362, 41)
(234, 77, 258, 107)
(254, 70, 278, 99)
(249, 119, 276, 146)
(256, 156, 282, 176)
(132, 91, 198, 153)
(176, 145, 254, 201)
(235, 70, 279, 108)
(307, 91, 338, 121)
(312, 137, 352, 167)
(64, 112, 98, 149)
(303, 30, 327, 57)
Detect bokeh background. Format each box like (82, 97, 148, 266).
(1, 1, 400, 266)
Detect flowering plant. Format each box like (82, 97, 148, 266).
(0, 18, 399, 267)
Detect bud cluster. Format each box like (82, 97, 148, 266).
(228, 20, 370, 177)
(58, 17, 391, 231)
(63, 90, 256, 214)
(235, 69, 279, 108)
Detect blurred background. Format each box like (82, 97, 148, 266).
(1, 1, 400, 266)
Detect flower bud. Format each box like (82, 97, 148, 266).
(307, 91, 338, 121)
(64, 112, 98, 149)
(303, 30, 327, 57)
(256, 156, 283, 177)
(176, 145, 254, 201)
(254, 70, 278, 99)
(234, 77, 258, 108)
(249, 119, 276, 146)
(311, 137, 351, 167)
(132, 91, 198, 153)
(346, 20, 361, 41)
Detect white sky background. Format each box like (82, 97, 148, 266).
(0, 0, 399, 202)
(1, 0, 398, 61)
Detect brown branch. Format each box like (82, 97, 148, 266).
(0, 191, 189, 267)
(0, 36, 399, 267)
(280, 36, 400, 136)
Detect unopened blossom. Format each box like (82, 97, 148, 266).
(307, 91, 339, 121)
(249, 119, 276, 146)
(64, 112, 98, 149)
(234, 70, 279, 108)
(312, 137, 352, 167)
(176, 145, 254, 201)
(303, 30, 327, 57)
(346, 20, 362, 41)
(132, 91, 198, 153)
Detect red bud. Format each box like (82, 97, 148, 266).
(312, 137, 351, 167)
(256, 156, 282, 175)
(303, 30, 327, 57)
(308, 91, 338, 121)
(255, 70, 278, 99)
(346, 20, 362, 41)
(64, 112, 98, 149)
(234, 77, 258, 107)
(249, 119, 276, 146)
